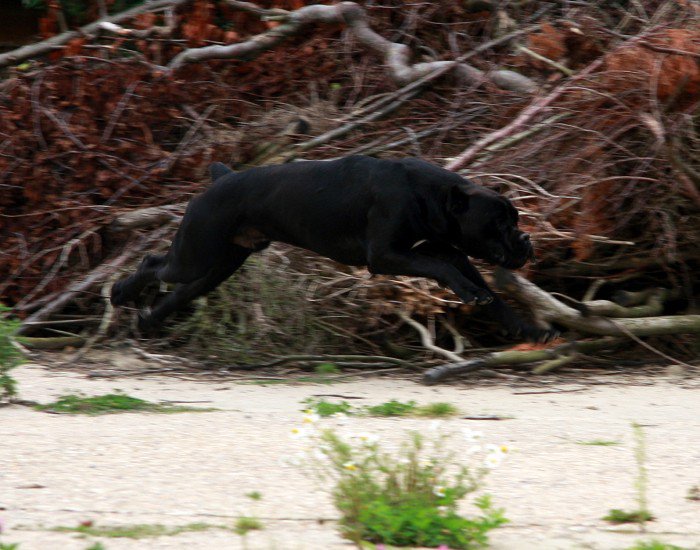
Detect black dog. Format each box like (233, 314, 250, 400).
(111, 155, 552, 341)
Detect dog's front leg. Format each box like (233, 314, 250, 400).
(367, 247, 493, 306)
(410, 242, 556, 343)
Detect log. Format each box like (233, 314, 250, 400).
(493, 268, 700, 337)
(167, 2, 537, 94)
(422, 337, 622, 384)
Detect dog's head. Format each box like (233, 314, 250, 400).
(446, 185, 534, 269)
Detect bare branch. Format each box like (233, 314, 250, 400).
(167, 1, 536, 93)
(493, 268, 700, 337)
(0, 0, 190, 69)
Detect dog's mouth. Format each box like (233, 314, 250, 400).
(487, 242, 536, 269)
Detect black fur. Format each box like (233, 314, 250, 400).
(111, 156, 552, 341)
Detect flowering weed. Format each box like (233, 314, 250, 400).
(290, 416, 507, 548)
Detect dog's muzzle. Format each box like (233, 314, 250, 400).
(497, 232, 535, 269)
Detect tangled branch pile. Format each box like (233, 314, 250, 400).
(1, 0, 698, 374)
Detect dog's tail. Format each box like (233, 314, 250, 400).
(209, 162, 234, 182)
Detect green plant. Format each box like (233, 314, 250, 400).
(233, 517, 263, 536)
(169, 257, 353, 365)
(302, 427, 507, 548)
(364, 399, 417, 417)
(85, 544, 106, 550)
(415, 402, 460, 417)
(626, 540, 688, 550)
(245, 491, 263, 501)
(0, 544, 20, 550)
(52, 522, 221, 539)
(575, 439, 621, 446)
(603, 508, 654, 524)
(363, 400, 459, 418)
(35, 393, 216, 415)
(314, 363, 340, 374)
(0, 304, 23, 402)
(303, 398, 354, 417)
(603, 423, 654, 527)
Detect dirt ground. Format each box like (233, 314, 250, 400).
(1, 360, 699, 550)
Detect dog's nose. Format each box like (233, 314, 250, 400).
(519, 233, 530, 242)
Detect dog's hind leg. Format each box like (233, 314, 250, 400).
(137, 248, 252, 331)
(111, 254, 167, 307)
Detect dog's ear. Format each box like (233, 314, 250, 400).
(209, 162, 234, 182)
(447, 185, 470, 215)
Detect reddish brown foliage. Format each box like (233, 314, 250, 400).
(1, 0, 698, 332)
(603, 29, 700, 106)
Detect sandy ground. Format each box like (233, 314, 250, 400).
(1, 362, 699, 550)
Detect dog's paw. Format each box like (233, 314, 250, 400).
(137, 308, 157, 333)
(474, 288, 494, 306)
(457, 288, 493, 306)
(110, 280, 127, 306)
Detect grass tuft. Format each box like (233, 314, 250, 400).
(364, 399, 417, 417)
(415, 402, 460, 417)
(52, 522, 220, 539)
(234, 517, 264, 536)
(35, 393, 217, 415)
(603, 508, 655, 524)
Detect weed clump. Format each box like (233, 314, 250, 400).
(289, 411, 507, 548)
(35, 392, 216, 415)
(0, 304, 23, 402)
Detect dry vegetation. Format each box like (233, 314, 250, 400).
(0, 0, 698, 378)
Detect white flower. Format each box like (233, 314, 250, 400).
(354, 432, 380, 445)
(343, 461, 358, 471)
(302, 412, 320, 424)
(462, 428, 484, 443)
(433, 485, 447, 498)
(486, 443, 509, 454)
(289, 426, 311, 439)
(484, 452, 503, 469)
(437, 505, 449, 514)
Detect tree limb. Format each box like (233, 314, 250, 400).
(0, 0, 191, 69)
(493, 268, 700, 337)
(167, 1, 537, 93)
(422, 337, 623, 384)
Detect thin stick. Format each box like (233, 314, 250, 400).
(398, 311, 464, 363)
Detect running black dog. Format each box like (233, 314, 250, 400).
(111, 155, 552, 341)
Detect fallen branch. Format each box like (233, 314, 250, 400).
(17, 226, 172, 335)
(493, 268, 700, 337)
(109, 204, 185, 232)
(445, 56, 605, 171)
(552, 288, 675, 318)
(0, 0, 190, 69)
(422, 337, 623, 384)
(167, 2, 537, 94)
(398, 311, 464, 363)
(224, 353, 411, 370)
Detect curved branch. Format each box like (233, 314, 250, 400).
(493, 268, 700, 337)
(398, 311, 464, 363)
(0, 0, 190, 69)
(167, 1, 536, 93)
